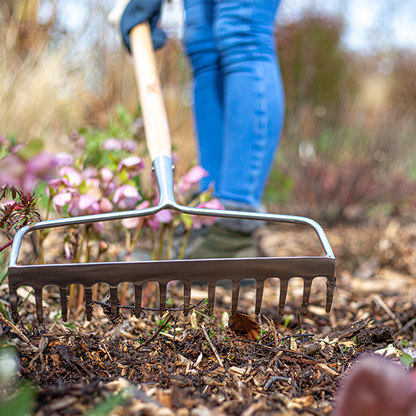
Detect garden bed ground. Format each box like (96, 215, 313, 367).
(1, 218, 416, 416)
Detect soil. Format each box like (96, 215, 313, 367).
(1, 218, 416, 416)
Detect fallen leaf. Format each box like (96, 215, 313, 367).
(292, 395, 314, 407)
(229, 312, 260, 341)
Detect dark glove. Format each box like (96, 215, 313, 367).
(120, 0, 166, 52)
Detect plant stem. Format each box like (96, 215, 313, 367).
(37, 230, 44, 264)
(177, 227, 191, 260)
(77, 225, 92, 312)
(37, 195, 52, 265)
(156, 223, 167, 260)
(166, 223, 175, 260)
(0, 239, 13, 252)
(125, 218, 145, 263)
(125, 230, 131, 262)
(150, 229, 156, 261)
(131, 219, 144, 252)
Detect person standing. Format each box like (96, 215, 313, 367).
(120, 0, 285, 258)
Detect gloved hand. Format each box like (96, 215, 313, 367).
(120, 0, 166, 52)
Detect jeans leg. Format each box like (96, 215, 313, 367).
(184, 0, 223, 192)
(213, 0, 285, 207)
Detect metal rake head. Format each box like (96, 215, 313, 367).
(7, 156, 336, 323)
(8, 256, 336, 323)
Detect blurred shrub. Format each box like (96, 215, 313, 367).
(390, 51, 416, 117)
(277, 14, 358, 128)
(269, 12, 416, 223)
(286, 156, 416, 224)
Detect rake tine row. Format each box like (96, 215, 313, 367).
(11, 275, 336, 324)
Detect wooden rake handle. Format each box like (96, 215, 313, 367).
(130, 23, 172, 162)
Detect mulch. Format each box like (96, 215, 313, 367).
(1, 218, 416, 416)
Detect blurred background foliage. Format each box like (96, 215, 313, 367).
(1, 0, 416, 225)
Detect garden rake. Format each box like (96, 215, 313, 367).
(7, 23, 336, 323)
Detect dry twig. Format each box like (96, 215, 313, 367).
(201, 324, 223, 367)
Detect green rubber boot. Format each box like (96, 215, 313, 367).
(187, 225, 258, 259)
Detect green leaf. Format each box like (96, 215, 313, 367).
(283, 316, 291, 329)
(0, 301, 9, 320)
(180, 213, 193, 230)
(84, 391, 129, 416)
(1, 382, 36, 416)
(118, 169, 129, 184)
(16, 140, 44, 160)
(400, 352, 415, 368)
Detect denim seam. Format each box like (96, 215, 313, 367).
(247, 63, 268, 203)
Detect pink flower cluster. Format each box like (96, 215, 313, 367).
(192, 199, 225, 229)
(0, 141, 59, 192)
(102, 138, 138, 153)
(177, 166, 209, 194)
(46, 139, 224, 234)
(121, 201, 173, 231)
(48, 155, 145, 233)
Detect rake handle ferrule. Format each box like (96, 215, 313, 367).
(152, 155, 177, 207)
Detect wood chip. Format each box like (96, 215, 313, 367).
(317, 363, 340, 378)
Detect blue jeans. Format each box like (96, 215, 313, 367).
(184, 0, 285, 208)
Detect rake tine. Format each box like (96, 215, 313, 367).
(110, 287, 118, 316)
(35, 288, 43, 323)
(183, 282, 191, 316)
(84, 287, 93, 321)
(134, 284, 142, 318)
(59, 287, 68, 322)
(279, 279, 289, 316)
(325, 279, 336, 313)
(207, 281, 216, 312)
(159, 283, 167, 315)
(10, 288, 18, 323)
(255, 280, 265, 316)
(301, 279, 313, 314)
(231, 281, 240, 316)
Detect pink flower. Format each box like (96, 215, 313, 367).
(131, 118, 144, 136)
(83, 167, 98, 179)
(122, 140, 138, 153)
(102, 138, 122, 151)
(147, 209, 173, 230)
(68, 131, 86, 153)
(85, 178, 102, 201)
(103, 180, 117, 198)
(99, 197, 113, 213)
(178, 166, 208, 194)
(0, 155, 26, 188)
(0, 151, 58, 192)
(46, 178, 66, 197)
(112, 185, 142, 209)
(23, 152, 58, 191)
(78, 194, 97, 212)
(121, 200, 150, 229)
(53, 191, 72, 213)
(59, 167, 82, 187)
(56, 153, 74, 166)
(26, 152, 58, 180)
(68, 194, 99, 216)
(75, 135, 86, 151)
(117, 156, 145, 179)
(100, 167, 114, 182)
(192, 199, 224, 229)
(0, 199, 16, 208)
(93, 222, 104, 234)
